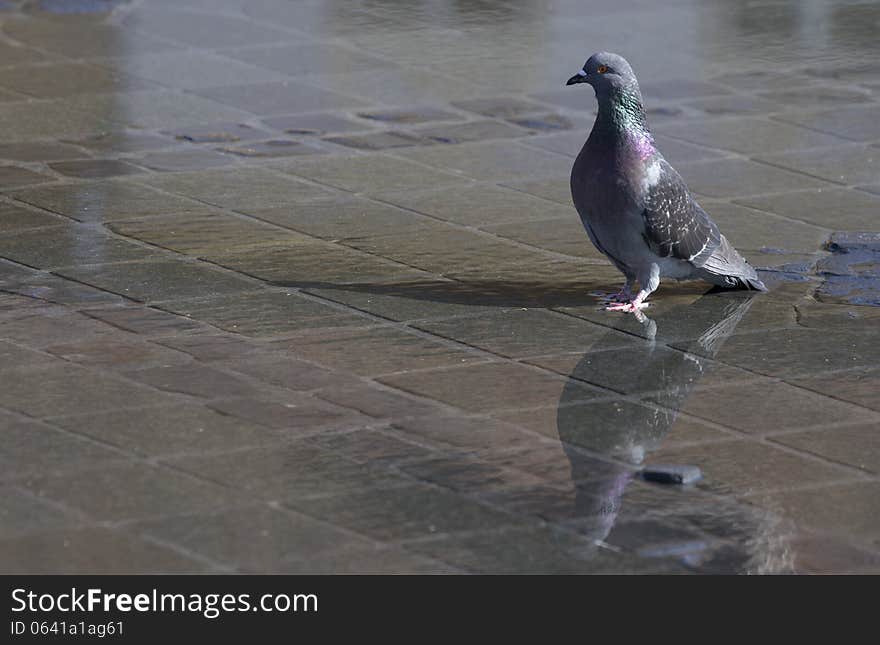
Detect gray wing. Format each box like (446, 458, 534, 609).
(640, 158, 720, 267)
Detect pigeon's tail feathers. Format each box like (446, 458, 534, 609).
(698, 234, 767, 291)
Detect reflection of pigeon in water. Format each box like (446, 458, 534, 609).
(566, 52, 766, 312)
(556, 293, 756, 546)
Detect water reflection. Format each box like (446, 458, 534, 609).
(553, 293, 795, 570)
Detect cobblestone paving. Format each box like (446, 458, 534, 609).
(1, 0, 879, 573)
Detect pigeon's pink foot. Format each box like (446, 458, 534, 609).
(605, 300, 649, 312)
(605, 291, 650, 312)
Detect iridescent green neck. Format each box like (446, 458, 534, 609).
(594, 83, 651, 140)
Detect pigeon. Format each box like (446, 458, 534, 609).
(567, 52, 766, 311)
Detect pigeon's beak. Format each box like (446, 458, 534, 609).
(566, 70, 588, 86)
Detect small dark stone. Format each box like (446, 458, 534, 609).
(640, 464, 702, 485)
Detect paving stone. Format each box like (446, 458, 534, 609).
(154, 334, 265, 362)
(777, 105, 880, 142)
(108, 212, 308, 256)
(286, 483, 522, 541)
(123, 9, 292, 48)
(207, 241, 421, 285)
(98, 50, 288, 89)
(396, 140, 571, 181)
(735, 187, 880, 230)
(641, 79, 731, 100)
(168, 443, 411, 500)
(206, 395, 361, 433)
(65, 90, 254, 130)
(789, 368, 880, 412)
(379, 362, 603, 413)
(125, 363, 262, 399)
(649, 380, 876, 434)
(0, 363, 171, 417)
(773, 422, 880, 475)
(389, 415, 547, 455)
(675, 158, 830, 198)
(248, 197, 434, 240)
(20, 462, 243, 522)
(786, 533, 880, 574)
(262, 113, 369, 135)
(0, 487, 80, 539)
(480, 216, 610, 259)
(0, 419, 125, 482)
(413, 309, 634, 359)
(756, 145, 880, 186)
(0, 41, 52, 67)
(302, 280, 499, 322)
(0, 527, 206, 574)
(508, 113, 577, 132)
(195, 81, 368, 116)
(82, 305, 207, 336)
(219, 139, 324, 158)
(221, 357, 359, 392)
(62, 131, 170, 154)
(450, 97, 546, 118)
(309, 428, 436, 466)
(310, 67, 477, 104)
(699, 201, 828, 253)
(356, 106, 461, 125)
(44, 337, 189, 370)
(656, 118, 846, 155)
(134, 148, 235, 172)
(56, 259, 255, 303)
(222, 42, 393, 77)
(375, 183, 573, 227)
(745, 482, 880, 548)
(530, 345, 751, 395)
(141, 166, 335, 209)
(0, 165, 54, 188)
(48, 159, 146, 179)
(314, 384, 447, 420)
(398, 453, 546, 494)
(341, 227, 540, 275)
(165, 122, 271, 143)
(278, 153, 467, 195)
(683, 95, 785, 117)
(3, 17, 174, 58)
(502, 176, 571, 205)
(0, 141, 86, 162)
(673, 327, 880, 379)
(0, 226, 160, 268)
(758, 86, 874, 108)
(0, 61, 153, 99)
(0, 201, 65, 231)
(160, 290, 367, 336)
(323, 131, 429, 151)
(274, 326, 485, 376)
(132, 505, 375, 573)
(0, 100, 118, 142)
(275, 546, 457, 574)
(9, 179, 217, 223)
(50, 403, 284, 457)
(405, 525, 684, 574)
(646, 440, 847, 496)
(415, 120, 528, 144)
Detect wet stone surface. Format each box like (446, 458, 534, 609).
(1, 0, 879, 574)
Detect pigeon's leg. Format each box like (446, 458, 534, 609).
(605, 265, 659, 312)
(610, 276, 636, 302)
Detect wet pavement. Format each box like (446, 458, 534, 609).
(1, 0, 879, 574)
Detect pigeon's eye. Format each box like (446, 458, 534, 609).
(597, 64, 608, 74)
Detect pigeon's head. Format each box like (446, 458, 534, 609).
(566, 52, 639, 95)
